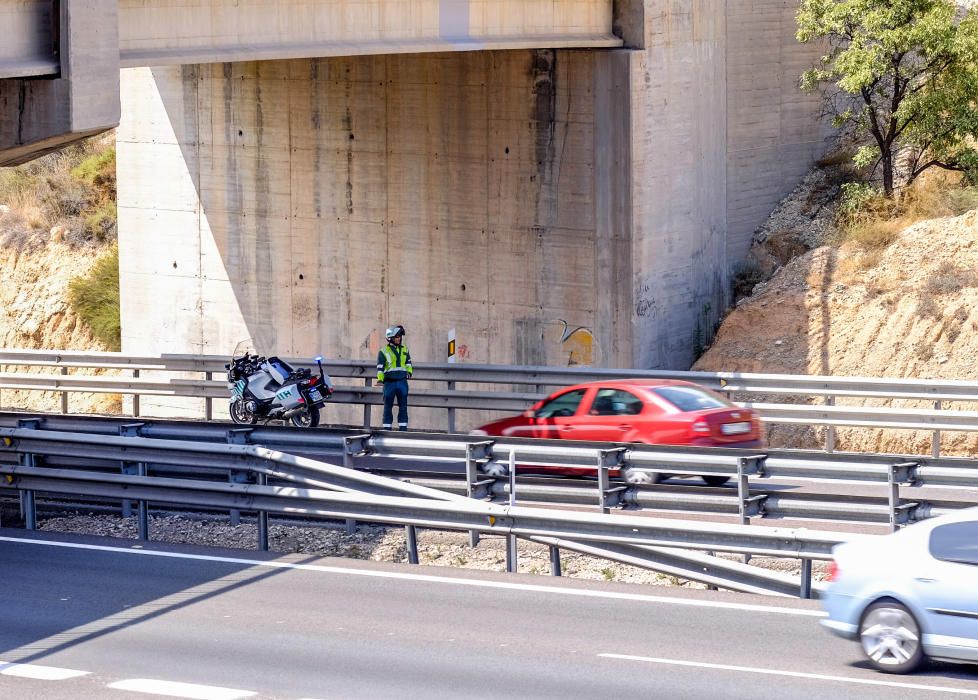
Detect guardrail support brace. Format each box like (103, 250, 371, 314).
(888, 462, 918, 532)
(137, 462, 149, 541)
(17, 421, 40, 528)
(824, 396, 835, 452)
(406, 525, 419, 564)
(22, 488, 36, 530)
(550, 545, 561, 577)
(931, 400, 942, 458)
(362, 378, 373, 429)
(205, 372, 214, 422)
(132, 369, 140, 417)
(119, 424, 144, 519)
(506, 450, 518, 573)
(257, 473, 269, 551)
(60, 365, 68, 414)
(597, 448, 627, 514)
(800, 559, 813, 599)
(465, 440, 494, 547)
(447, 381, 456, 433)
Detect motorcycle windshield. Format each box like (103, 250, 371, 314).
(231, 338, 257, 360)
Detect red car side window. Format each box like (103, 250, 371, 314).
(535, 389, 588, 418)
(589, 389, 645, 416)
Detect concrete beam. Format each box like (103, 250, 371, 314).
(117, 0, 622, 67)
(0, 0, 120, 166)
(0, 0, 60, 78)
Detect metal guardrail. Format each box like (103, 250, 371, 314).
(0, 350, 977, 455)
(0, 442, 852, 598)
(2, 414, 976, 532)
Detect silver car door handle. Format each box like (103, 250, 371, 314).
(915, 577, 937, 583)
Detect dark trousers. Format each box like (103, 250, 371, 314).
(382, 378, 409, 429)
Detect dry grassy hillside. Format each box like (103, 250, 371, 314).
(695, 174, 978, 456)
(0, 134, 120, 414)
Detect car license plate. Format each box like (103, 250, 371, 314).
(309, 388, 322, 401)
(721, 421, 750, 435)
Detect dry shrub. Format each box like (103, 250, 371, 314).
(916, 296, 941, 319)
(925, 261, 978, 295)
(913, 340, 934, 361)
(838, 173, 978, 250)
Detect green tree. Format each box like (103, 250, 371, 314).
(797, 0, 978, 196)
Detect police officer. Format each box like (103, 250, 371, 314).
(377, 324, 413, 430)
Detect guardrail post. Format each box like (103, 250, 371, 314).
(132, 369, 140, 417)
(137, 462, 149, 541)
(549, 545, 562, 577)
(596, 448, 626, 514)
(257, 472, 269, 551)
(60, 365, 68, 414)
(447, 380, 456, 433)
(932, 400, 941, 458)
(888, 462, 918, 532)
(342, 435, 370, 535)
(119, 424, 144, 518)
(800, 559, 813, 599)
(406, 525, 419, 564)
(824, 396, 835, 452)
(464, 440, 494, 547)
(205, 372, 214, 422)
(506, 449, 518, 573)
(226, 428, 254, 527)
(362, 378, 373, 429)
(17, 419, 40, 529)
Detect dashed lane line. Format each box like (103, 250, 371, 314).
(106, 678, 256, 699)
(0, 660, 88, 680)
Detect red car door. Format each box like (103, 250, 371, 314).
(530, 388, 590, 440)
(571, 387, 648, 442)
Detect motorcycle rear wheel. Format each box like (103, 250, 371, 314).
(290, 405, 321, 428)
(230, 399, 257, 425)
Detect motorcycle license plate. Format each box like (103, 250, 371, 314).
(308, 388, 322, 401)
(720, 422, 750, 435)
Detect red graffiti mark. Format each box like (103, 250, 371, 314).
(456, 344, 472, 361)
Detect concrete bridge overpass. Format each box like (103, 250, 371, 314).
(1, 1, 829, 421)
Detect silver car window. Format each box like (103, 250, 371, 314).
(929, 521, 978, 565)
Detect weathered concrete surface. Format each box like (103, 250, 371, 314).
(117, 0, 831, 427)
(0, 0, 120, 166)
(0, 0, 60, 79)
(117, 0, 622, 66)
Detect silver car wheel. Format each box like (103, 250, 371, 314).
(859, 603, 922, 673)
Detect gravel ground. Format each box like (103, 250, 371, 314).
(31, 511, 830, 591)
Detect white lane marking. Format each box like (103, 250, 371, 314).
(107, 678, 256, 699)
(599, 654, 978, 696)
(0, 660, 88, 680)
(0, 535, 824, 618)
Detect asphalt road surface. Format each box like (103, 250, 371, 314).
(2, 529, 977, 699)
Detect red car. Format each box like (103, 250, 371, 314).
(471, 379, 765, 486)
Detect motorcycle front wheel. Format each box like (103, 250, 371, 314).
(230, 399, 257, 425)
(290, 405, 321, 428)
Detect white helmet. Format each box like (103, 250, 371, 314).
(385, 324, 405, 341)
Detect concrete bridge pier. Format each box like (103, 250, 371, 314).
(115, 1, 828, 426)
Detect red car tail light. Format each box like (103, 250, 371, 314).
(827, 560, 840, 582)
(692, 420, 711, 434)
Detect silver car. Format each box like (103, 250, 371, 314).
(820, 506, 978, 674)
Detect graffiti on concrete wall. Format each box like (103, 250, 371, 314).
(550, 320, 594, 366)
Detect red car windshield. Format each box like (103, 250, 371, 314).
(652, 385, 730, 412)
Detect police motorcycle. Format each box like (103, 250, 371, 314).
(225, 339, 333, 428)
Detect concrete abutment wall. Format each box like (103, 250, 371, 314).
(117, 1, 828, 423)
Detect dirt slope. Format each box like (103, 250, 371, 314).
(695, 209, 978, 456)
